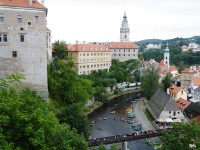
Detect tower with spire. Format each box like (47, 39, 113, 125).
(164, 43, 170, 70)
(120, 12, 130, 42)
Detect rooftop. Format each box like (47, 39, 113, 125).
(107, 42, 138, 49)
(176, 98, 191, 110)
(169, 85, 182, 94)
(0, 0, 46, 9)
(67, 43, 111, 52)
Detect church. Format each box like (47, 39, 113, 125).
(143, 45, 179, 81)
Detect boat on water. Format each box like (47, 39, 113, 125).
(111, 111, 115, 114)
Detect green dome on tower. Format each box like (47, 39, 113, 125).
(165, 44, 169, 53)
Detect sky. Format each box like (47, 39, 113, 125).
(44, 0, 200, 43)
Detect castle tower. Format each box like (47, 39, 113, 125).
(120, 12, 130, 42)
(164, 44, 170, 70)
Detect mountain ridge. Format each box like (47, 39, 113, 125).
(136, 36, 200, 45)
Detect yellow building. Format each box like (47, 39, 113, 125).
(68, 43, 112, 75)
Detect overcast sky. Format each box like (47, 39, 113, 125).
(44, 0, 200, 43)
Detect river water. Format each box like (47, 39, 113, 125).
(88, 92, 153, 150)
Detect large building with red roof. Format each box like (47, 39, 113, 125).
(0, 0, 51, 99)
(68, 43, 112, 75)
(107, 42, 138, 61)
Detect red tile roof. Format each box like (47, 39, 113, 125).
(192, 77, 200, 86)
(107, 42, 138, 49)
(0, 0, 47, 9)
(182, 68, 198, 73)
(176, 98, 191, 111)
(158, 68, 165, 74)
(169, 85, 182, 94)
(159, 60, 165, 67)
(67, 44, 111, 52)
(169, 66, 177, 72)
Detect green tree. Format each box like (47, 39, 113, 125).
(110, 144, 118, 150)
(161, 123, 200, 150)
(162, 73, 172, 92)
(0, 75, 88, 150)
(141, 66, 160, 100)
(53, 40, 68, 59)
(48, 59, 94, 137)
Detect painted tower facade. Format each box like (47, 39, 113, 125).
(120, 12, 130, 42)
(164, 44, 170, 70)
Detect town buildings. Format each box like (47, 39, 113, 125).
(181, 43, 200, 52)
(67, 42, 112, 75)
(181, 67, 200, 89)
(0, 0, 51, 99)
(144, 44, 162, 52)
(142, 45, 179, 82)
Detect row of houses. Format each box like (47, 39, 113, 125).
(146, 87, 200, 129)
(182, 43, 200, 52)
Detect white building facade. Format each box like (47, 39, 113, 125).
(0, 0, 50, 99)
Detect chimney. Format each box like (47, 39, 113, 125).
(167, 88, 170, 94)
(29, 0, 32, 6)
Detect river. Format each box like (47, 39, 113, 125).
(88, 92, 154, 150)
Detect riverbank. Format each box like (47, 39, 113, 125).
(85, 89, 142, 115)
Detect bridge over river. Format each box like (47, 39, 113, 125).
(88, 129, 165, 147)
(88, 91, 163, 149)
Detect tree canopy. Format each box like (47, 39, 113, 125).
(141, 66, 160, 100)
(0, 74, 88, 150)
(161, 123, 200, 150)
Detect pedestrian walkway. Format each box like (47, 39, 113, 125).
(134, 99, 155, 130)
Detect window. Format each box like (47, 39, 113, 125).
(35, 16, 39, 23)
(12, 51, 17, 57)
(0, 34, 8, 42)
(20, 35, 25, 42)
(20, 28, 24, 31)
(28, 22, 31, 25)
(0, 14, 4, 22)
(17, 15, 22, 23)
